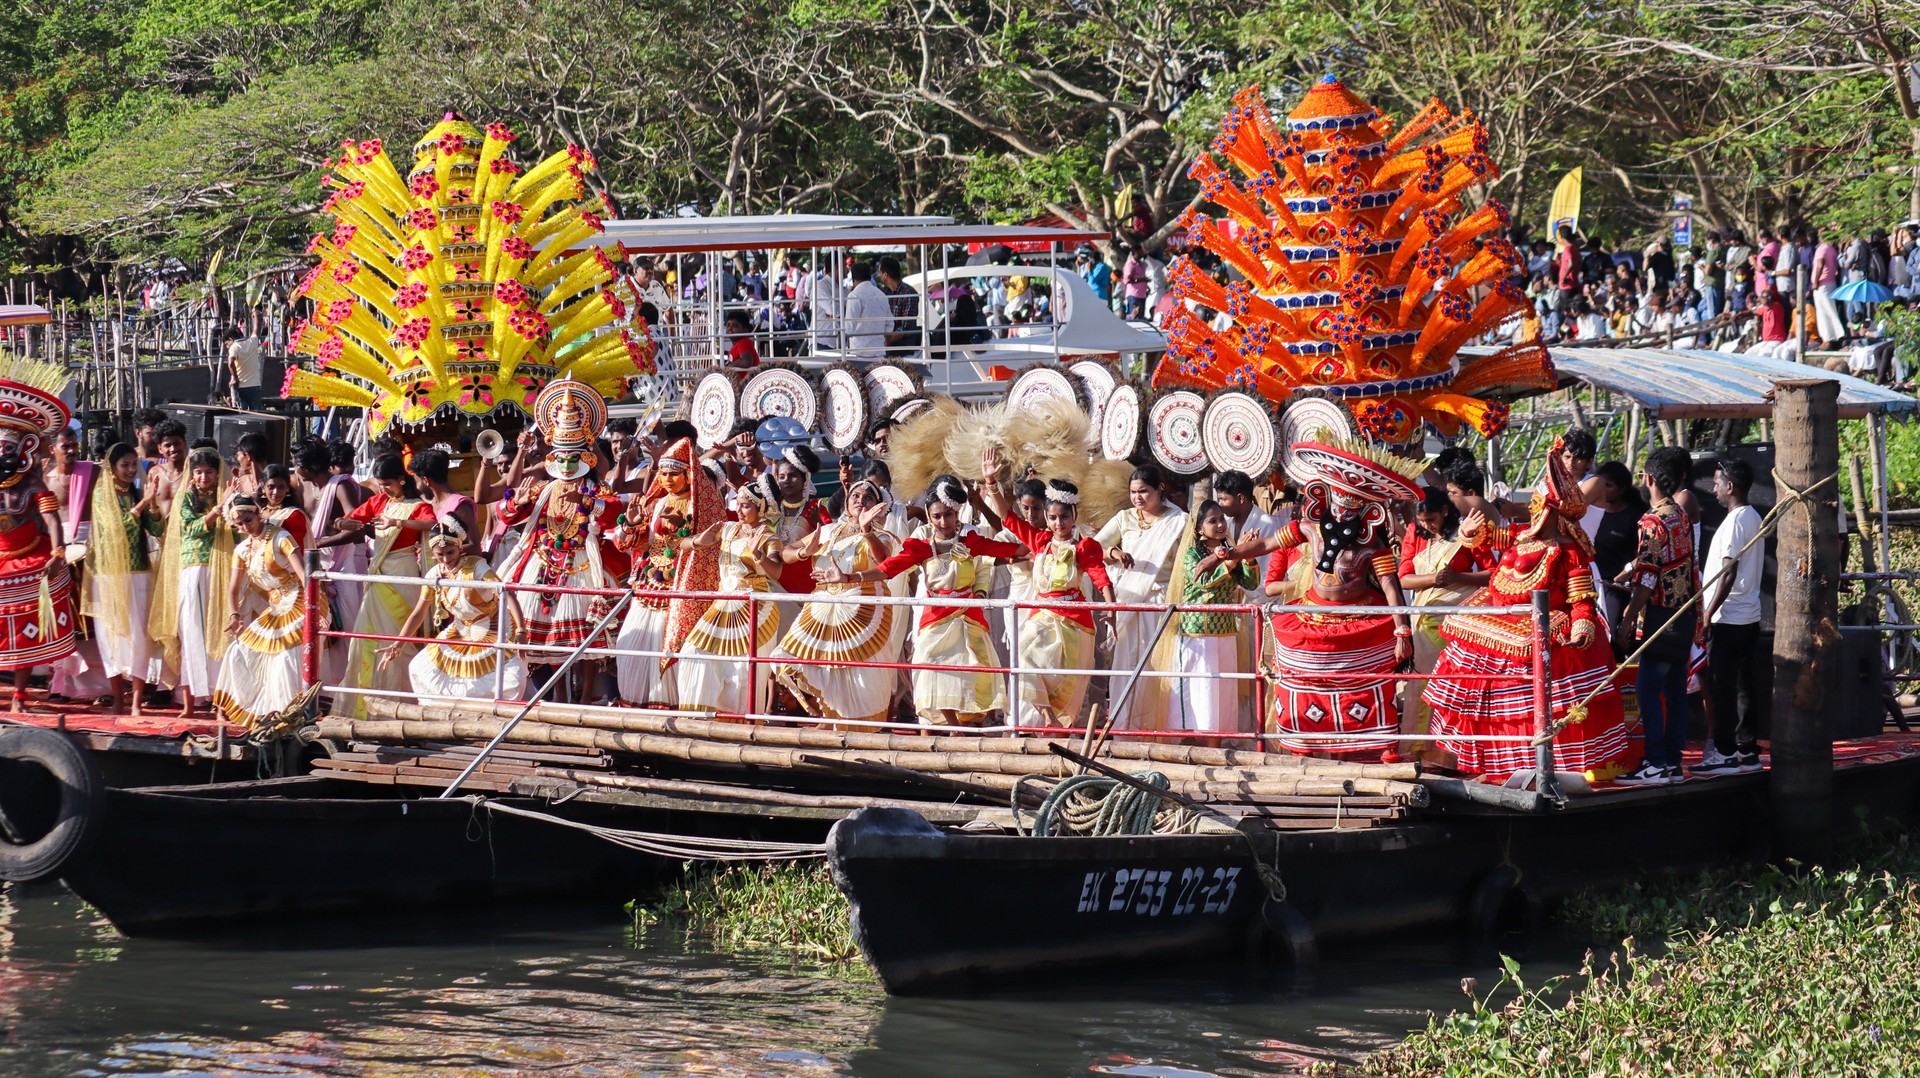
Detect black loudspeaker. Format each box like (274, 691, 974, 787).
(161, 403, 236, 444)
(213, 411, 289, 466)
(142, 366, 214, 407)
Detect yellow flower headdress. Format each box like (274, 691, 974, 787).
(284, 114, 656, 437)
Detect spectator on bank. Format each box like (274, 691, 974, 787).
(1076, 245, 1113, 305)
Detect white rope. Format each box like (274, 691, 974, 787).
(482, 799, 827, 861)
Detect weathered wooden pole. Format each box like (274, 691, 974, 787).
(1769, 378, 1840, 865)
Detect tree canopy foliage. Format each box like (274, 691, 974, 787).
(2, 0, 1916, 291)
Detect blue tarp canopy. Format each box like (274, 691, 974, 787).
(1463, 346, 1918, 421)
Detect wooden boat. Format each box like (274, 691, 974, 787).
(1, 704, 253, 787)
(829, 735, 1920, 994)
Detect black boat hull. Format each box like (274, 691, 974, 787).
(830, 753, 1920, 995)
(57, 776, 825, 935)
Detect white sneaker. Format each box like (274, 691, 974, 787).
(1693, 747, 1740, 776)
(1615, 762, 1670, 787)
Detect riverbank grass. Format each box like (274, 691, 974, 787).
(627, 860, 864, 969)
(1360, 837, 1920, 1075)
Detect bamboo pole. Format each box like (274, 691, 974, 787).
(357, 698, 1418, 778)
(327, 713, 1416, 785)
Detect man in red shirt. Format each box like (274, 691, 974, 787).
(1555, 225, 1583, 316)
(1745, 289, 1791, 359)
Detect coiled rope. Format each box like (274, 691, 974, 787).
(1015, 771, 1200, 837)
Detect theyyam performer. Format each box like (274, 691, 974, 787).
(1230, 438, 1423, 758)
(1424, 442, 1636, 783)
(0, 354, 80, 712)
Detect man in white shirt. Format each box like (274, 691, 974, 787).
(795, 259, 843, 350)
(1698, 457, 1765, 774)
(227, 327, 264, 410)
(841, 261, 895, 360)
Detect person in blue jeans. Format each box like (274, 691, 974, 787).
(1615, 447, 1700, 786)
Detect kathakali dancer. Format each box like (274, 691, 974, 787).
(979, 452, 1115, 728)
(316, 454, 433, 717)
(0, 355, 80, 712)
(674, 479, 782, 717)
(379, 522, 528, 702)
(1231, 440, 1422, 759)
(148, 447, 235, 718)
(770, 478, 903, 726)
(212, 495, 324, 729)
(495, 379, 622, 676)
(611, 436, 719, 706)
(84, 443, 166, 715)
(1425, 443, 1636, 783)
(857, 475, 1022, 727)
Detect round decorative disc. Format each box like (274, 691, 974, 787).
(1006, 366, 1083, 413)
(890, 396, 933, 425)
(1203, 391, 1278, 477)
(1070, 359, 1118, 432)
(1100, 383, 1143, 462)
(690, 371, 737, 449)
(740, 367, 818, 429)
(1278, 396, 1361, 475)
(820, 367, 869, 453)
(864, 364, 920, 419)
(1146, 390, 1209, 475)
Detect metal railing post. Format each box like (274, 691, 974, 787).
(493, 577, 511, 700)
(1531, 589, 1562, 801)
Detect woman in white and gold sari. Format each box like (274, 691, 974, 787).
(314, 454, 433, 716)
(379, 522, 527, 701)
(770, 479, 901, 726)
(1093, 464, 1187, 730)
(674, 482, 782, 718)
(1395, 487, 1490, 744)
(212, 496, 323, 730)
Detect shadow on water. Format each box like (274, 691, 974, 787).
(0, 880, 1589, 1077)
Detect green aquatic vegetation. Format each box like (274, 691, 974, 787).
(1358, 837, 1920, 1075)
(626, 860, 866, 971)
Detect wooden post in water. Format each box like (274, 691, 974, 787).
(1770, 378, 1840, 865)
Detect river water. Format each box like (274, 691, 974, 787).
(0, 882, 1582, 1077)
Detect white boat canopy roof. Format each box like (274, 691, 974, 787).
(904, 264, 1167, 357)
(1463, 345, 1918, 420)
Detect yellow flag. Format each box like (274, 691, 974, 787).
(1547, 168, 1582, 238)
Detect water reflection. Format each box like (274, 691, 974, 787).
(0, 882, 1582, 1077)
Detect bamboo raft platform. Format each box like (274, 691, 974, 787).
(312, 699, 1432, 833)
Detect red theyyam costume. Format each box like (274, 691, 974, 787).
(1264, 439, 1424, 756)
(0, 356, 78, 672)
(1424, 445, 1636, 782)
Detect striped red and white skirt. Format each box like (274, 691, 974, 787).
(1426, 632, 1637, 783)
(1267, 594, 1399, 757)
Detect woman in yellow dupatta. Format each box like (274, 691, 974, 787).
(148, 447, 235, 718)
(82, 444, 164, 715)
(314, 454, 433, 717)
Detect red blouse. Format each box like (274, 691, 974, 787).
(345, 494, 434, 551)
(878, 531, 1024, 631)
(1000, 515, 1113, 631)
